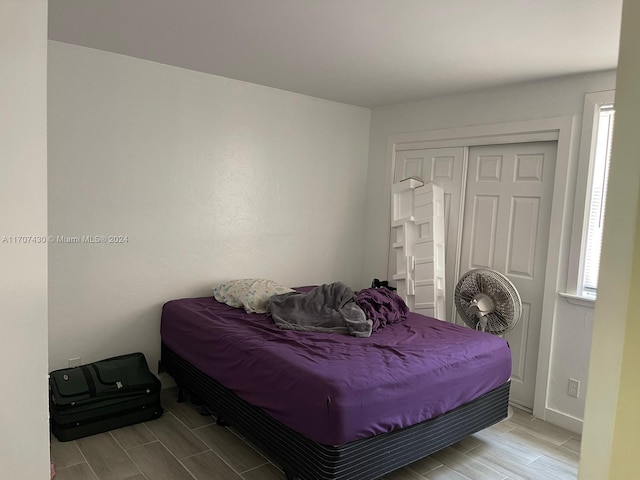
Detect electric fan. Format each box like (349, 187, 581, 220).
(454, 268, 522, 335)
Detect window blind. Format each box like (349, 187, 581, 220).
(582, 106, 614, 294)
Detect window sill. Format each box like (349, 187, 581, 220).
(558, 292, 596, 307)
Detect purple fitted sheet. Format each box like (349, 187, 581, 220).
(160, 294, 511, 446)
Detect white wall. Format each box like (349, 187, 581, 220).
(581, 0, 640, 475)
(48, 42, 371, 374)
(364, 71, 616, 430)
(0, 1, 50, 478)
(547, 299, 594, 420)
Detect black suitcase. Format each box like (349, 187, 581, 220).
(49, 352, 163, 441)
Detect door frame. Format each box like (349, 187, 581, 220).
(385, 117, 575, 427)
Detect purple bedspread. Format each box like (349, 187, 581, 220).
(356, 287, 409, 332)
(160, 294, 511, 446)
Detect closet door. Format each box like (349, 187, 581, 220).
(391, 147, 465, 321)
(458, 141, 557, 409)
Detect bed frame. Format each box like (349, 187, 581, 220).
(160, 342, 510, 480)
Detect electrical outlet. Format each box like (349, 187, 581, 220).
(68, 357, 81, 368)
(568, 378, 580, 398)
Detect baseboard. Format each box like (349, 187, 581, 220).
(543, 407, 583, 435)
(158, 371, 177, 390)
(509, 399, 532, 414)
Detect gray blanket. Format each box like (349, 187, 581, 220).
(268, 282, 372, 337)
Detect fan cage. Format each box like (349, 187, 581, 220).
(454, 269, 522, 335)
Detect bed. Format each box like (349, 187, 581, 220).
(159, 287, 511, 480)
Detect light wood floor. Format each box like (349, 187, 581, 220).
(50, 388, 581, 480)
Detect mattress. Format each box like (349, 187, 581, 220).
(160, 293, 511, 446)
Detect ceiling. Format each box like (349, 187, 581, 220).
(48, 0, 623, 108)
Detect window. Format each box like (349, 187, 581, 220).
(581, 105, 614, 296)
(565, 90, 615, 302)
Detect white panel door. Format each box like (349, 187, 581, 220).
(392, 147, 465, 321)
(458, 142, 557, 409)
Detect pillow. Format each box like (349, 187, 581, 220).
(213, 278, 294, 314)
